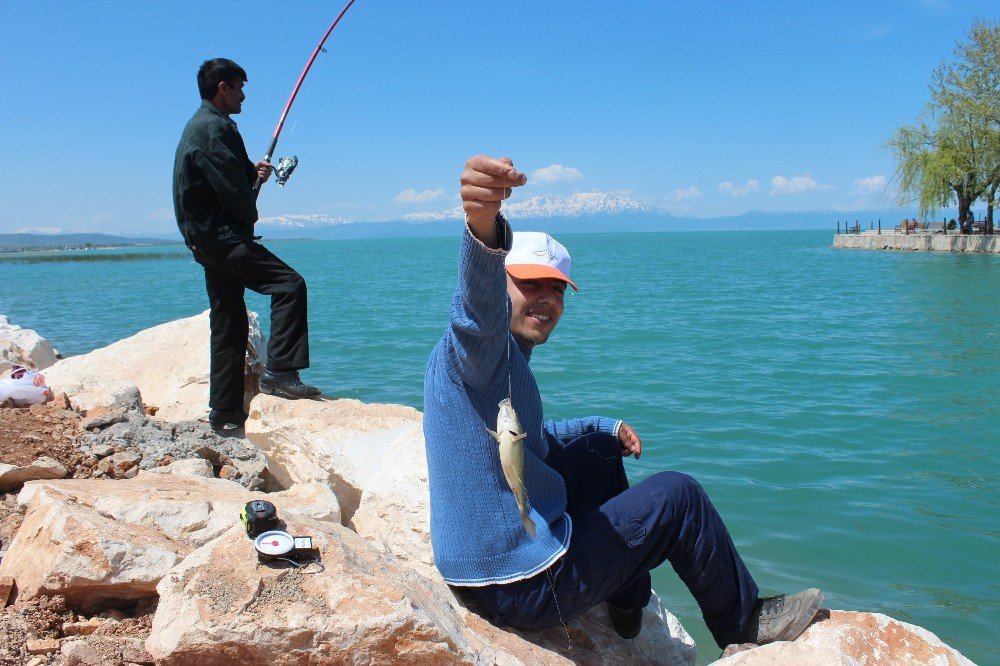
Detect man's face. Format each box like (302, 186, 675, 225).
(506, 275, 566, 349)
(218, 79, 246, 115)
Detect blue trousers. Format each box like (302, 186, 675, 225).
(465, 432, 759, 648)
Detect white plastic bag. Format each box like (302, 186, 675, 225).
(0, 365, 53, 406)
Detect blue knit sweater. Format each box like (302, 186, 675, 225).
(424, 220, 621, 586)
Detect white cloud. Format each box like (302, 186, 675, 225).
(394, 188, 446, 204)
(148, 209, 174, 222)
(851, 175, 887, 195)
(666, 186, 703, 202)
(770, 174, 830, 195)
(531, 164, 584, 184)
(718, 179, 760, 197)
(15, 226, 63, 235)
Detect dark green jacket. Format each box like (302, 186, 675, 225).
(172, 101, 258, 249)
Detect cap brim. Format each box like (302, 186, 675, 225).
(506, 264, 579, 291)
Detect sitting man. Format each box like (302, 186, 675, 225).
(422, 154, 824, 649)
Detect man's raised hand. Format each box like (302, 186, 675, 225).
(460, 155, 527, 247)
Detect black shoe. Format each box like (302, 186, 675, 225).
(607, 602, 643, 639)
(208, 408, 247, 429)
(738, 588, 824, 645)
(259, 369, 322, 400)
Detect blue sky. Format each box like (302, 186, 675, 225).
(1, 0, 995, 235)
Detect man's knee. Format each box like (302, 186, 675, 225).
(651, 471, 708, 506)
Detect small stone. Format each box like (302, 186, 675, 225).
(218, 464, 238, 480)
(62, 619, 101, 636)
(27, 638, 61, 654)
(122, 641, 155, 664)
(25, 657, 46, 666)
(103, 609, 126, 622)
(91, 443, 115, 458)
(144, 404, 159, 416)
(0, 576, 13, 607)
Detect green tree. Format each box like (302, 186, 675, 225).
(889, 20, 1000, 234)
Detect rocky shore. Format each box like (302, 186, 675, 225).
(0, 313, 975, 665)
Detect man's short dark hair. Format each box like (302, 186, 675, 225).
(197, 58, 247, 100)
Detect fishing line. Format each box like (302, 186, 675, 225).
(506, 296, 512, 402)
(545, 564, 572, 652)
(254, 0, 358, 195)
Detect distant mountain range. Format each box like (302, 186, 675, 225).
(254, 192, 902, 239)
(5, 192, 919, 249)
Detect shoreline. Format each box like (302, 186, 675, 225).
(833, 231, 999, 253)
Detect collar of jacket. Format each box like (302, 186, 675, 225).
(199, 99, 238, 129)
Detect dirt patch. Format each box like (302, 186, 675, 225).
(0, 595, 155, 665)
(0, 399, 96, 475)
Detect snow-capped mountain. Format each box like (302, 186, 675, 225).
(402, 192, 653, 222)
(257, 214, 353, 228)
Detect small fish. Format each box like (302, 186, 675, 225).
(487, 398, 536, 537)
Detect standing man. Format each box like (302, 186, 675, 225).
(422, 154, 824, 649)
(173, 58, 320, 430)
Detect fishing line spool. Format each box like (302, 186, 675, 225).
(273, 156, 299, 187)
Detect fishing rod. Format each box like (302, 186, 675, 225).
(254, 0, 358, 195)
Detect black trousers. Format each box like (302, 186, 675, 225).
(192, 240, 310, 411)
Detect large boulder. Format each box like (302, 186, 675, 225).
(246, 395, 423, 523)
(0, 483, 191, 609)
(714, 610, 973, 665)
(146, 517, 478, 665)
(15, 473, 340, 550)
(1, 474, 340, 611)
(146, 515, 694, 665)
(0, 315, 59, 374)
(43, 310, 264, 421)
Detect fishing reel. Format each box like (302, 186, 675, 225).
(273, 156, 299, 187)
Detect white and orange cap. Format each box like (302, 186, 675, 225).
(505, 231, 578, 291)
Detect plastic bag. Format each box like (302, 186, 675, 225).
(0, 364, 54, 406)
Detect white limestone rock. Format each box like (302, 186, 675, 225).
(0, 456, 67, 491)
(713, 610, 973, 665)
(143, 457, 216, 478)
(145, 517, 478, 665)
(245, 394, 423, 522)
(0, 314, 59, 374)
(0, 485, 191, 608)
(16, 474, 340, 549)
(44, 309, 263, 421)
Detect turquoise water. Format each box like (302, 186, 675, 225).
(2, 231, 997, 663)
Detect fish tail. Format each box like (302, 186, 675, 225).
(522, 513, 536, 537)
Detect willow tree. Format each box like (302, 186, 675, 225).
(889, 20, 1000, 234)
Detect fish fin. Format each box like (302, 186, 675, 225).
(522, 513, 536, 537)
(486, 428, 500, 443)
(513, 432, 527, 442)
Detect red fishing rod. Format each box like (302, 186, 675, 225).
(254, 0, 358, 194)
